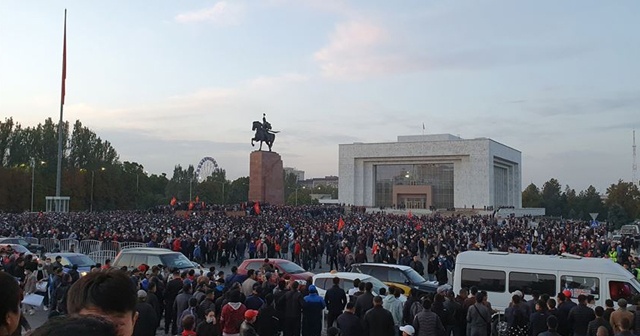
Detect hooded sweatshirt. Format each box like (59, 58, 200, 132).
(221, 302, 247, 335)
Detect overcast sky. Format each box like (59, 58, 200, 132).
(1, 1, 639, 193)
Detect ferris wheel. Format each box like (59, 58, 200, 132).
(195, 157, 220, 183)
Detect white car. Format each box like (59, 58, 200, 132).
(312, 271, 406, 303)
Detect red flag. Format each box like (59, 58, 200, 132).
(254, 202, 261, 215)
(61, 9, 67, 105)
(170, 197, 177, 206)
(338, 217, 345, 231)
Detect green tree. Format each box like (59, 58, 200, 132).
(522, 183, 543, 208)
(605, 180, 640, 220)
(541, 178, 563, 216)
(227, 177, 249, 204)
(576, 185, 605, 220)
(608, 203, 631, 229)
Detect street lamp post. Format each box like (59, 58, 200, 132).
(90, 167, 105, 212)
(30, 159, 35, 212)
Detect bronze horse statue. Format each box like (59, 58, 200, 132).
(251, 120, 276, 151)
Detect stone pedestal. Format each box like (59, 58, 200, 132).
(249, 151, 284, 205)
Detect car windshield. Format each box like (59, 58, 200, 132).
(66, 255, 96, 267)
(278, 261, 306, 274)
(404, 268, 427, 284)
(160, 253, 195, 270)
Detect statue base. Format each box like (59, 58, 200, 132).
(248, 151, 284, 205)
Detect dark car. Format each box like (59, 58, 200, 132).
(350, 263, 438, 296)
(0, 237, 46, 256)
(238, 258, 314, 283)
(45, 252, 96, 276)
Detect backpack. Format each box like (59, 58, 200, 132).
(410, 300, 423, 321)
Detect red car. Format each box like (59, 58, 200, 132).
(237, 258, 314, 282)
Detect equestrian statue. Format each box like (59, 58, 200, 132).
(251, 113, 278, 151)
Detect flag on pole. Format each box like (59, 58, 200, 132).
(337, 217, 345, 231)
(61, 9, 67, 105)
(254, 202, 261, 215)
(170, 197, 177, 206)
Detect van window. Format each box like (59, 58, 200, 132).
(509, 272, 556, 295)
(461, 269, 506, 292)
(561, 275, 600, 299)
(609, 281, 639, 302)
(117, 254, 133, 267)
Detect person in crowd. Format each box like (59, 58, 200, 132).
(567, 294, 596, 336)
(302, 285, 325, 336)
(539, 315, 561, 336)
(413, 297, 445, 336)
(530, 299, 550, 336)
(281, 281, 304, 336)
(166, 269, 185, 335)
(399, 325, 415, 336)
(220, 290, 247, 336)
(337, 301, 364, 336)
(355, 282, 375, 319)
(239, 310, 259, 336)
(325, 277, 348, 328)
(196, 308, 220, 336)
(610, 299, 633, 335)
(255, 294, 283, 336)
(587, 306, 613, 336)
(133, 290, 158, 336)
(175, 284, 194, 333)
(30, 315, 118, 336)
(0, 271, 22, 336)
(382, 287, 404, 335)
(363, 295, 395, 336)
(181, 315, 197, 336)
(66, 270, 139, 336)
(467, 291, 491, 336)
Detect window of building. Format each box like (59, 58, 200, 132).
(374, 163, 454, 209)
(560, 275, 600, 299)
(461, 268, 506, 293)
(508, 272, 556, 296)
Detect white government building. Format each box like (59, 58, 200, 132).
(338, 134, 522, 209)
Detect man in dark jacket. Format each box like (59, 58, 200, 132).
(587, 306, 613, 336)
(567, 294, 595, 336)
(363, 296, 395, 336)
(255, 294, 283, 336)
(355, 282, 375, 319)
(530, 299, 550, 336)
(337, 302, 364, 336)
(280, 281, 304, 336)
(133, 290, 158, 336)
(557, 292, 577, 336)
(146, 283, 162, 327)
(414, 298, 445, 336)
(324, 277, 348, 328)
(173, 284, 193, 332)
(165, 270, 184, 335)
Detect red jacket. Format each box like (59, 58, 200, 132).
(220, 302, 247, 334)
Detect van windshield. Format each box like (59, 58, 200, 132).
(160, 253, 195, 270)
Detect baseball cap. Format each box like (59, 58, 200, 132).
(562, 289, 571, 299)
(245, 309, 259, 320)
(399, 325, 415, 335)
(511, 290, 523, 297)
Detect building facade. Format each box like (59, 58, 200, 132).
(338, 134, 521, 209)
(284, 167, 305, 181)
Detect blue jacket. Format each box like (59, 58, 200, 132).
(303, 293, 326, 336)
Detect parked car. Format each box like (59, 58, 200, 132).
(1, 244, 36, 258)
(312, 271, 406, 302)
(112, 247, 203, 273)
(0, 237, 46, 255)
(238, 258, 314, 283)
(45, 252, 96, 276)
(350, 263, 437, 296)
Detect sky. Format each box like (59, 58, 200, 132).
(1, 0, 639, 193)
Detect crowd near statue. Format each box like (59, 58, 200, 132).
(251, 113, 278, 151)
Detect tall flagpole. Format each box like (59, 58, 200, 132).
(55, 9, 67, 198)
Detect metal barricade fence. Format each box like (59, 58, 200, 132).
(59, 238, 80, 253)
(39, 238, 60, 253)
(100, 241, 121, 252)
(88, 250, 117, 266)
(79, 240, 102, 255)
(120, 242, 146, 250)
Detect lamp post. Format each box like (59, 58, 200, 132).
(29, 159, 45, 212)
(90, 167, 106, 212)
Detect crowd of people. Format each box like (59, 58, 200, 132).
(0, 204, 638, 336)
